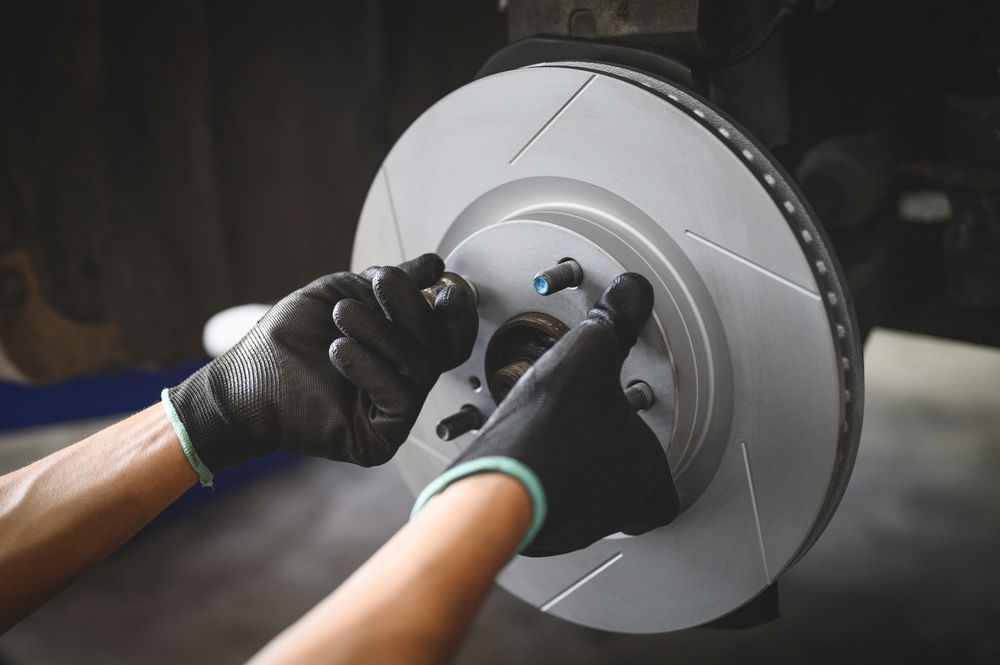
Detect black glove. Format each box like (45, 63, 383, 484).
(162, 254, 478, 485)
(412, 273, 678, 556)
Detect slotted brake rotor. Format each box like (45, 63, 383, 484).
(351, 62, 863, 633)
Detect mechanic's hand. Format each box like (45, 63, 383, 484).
(163, 254, 478, 485)
(412, 273, 678, 556)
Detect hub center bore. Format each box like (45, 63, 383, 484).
(484, 312, 569, 404)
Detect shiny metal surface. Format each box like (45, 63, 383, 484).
(420, 272, 479, 308)
(352, 64, 861, 632)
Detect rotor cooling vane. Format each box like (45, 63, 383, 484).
(351, 63, 863, 633)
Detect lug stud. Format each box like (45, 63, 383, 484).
(625, 381, 655, 411)
(436, 405, 484, 441)
(533, 259, 582, 296)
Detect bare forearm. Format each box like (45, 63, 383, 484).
(0, 403, 196, 629)
(251, 473, 532, 665)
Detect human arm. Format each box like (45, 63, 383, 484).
(0, 253, 478, 629)
(249, 274, 677, 664)
(0, 403, 195, 631)
(249, 472, 531, 665)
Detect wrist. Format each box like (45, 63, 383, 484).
(438, 473, 533, 530)
(411, 456, 547, 555)
(160, 388, 215, 487)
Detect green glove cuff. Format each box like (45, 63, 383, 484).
(161, 388, 214, 487)
(410, 456, 547, 555)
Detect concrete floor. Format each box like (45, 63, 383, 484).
(2, 329, 1000, 663)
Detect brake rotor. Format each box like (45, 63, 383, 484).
(351, 63, 863, 633)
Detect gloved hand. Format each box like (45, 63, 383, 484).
(412, 273, 678, 556)
(162, 254, 478, 486)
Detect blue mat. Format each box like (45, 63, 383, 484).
(0, 359, 298, 519)
(0, 360, 207, 432)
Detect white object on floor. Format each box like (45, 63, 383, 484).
(202, 304, 270, 358)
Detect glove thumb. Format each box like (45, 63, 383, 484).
(584, 272, 654, 359)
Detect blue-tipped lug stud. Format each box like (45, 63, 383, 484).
(532, 259, 583, 296)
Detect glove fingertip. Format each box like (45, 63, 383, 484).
(588, 273, 654, 355)
(332, 298, 371, 336)
(331, 298, 349, 328)
(371, 265, 424, 310)
(329, 336, 355, 369)
(432, 282, 473, 313)
(398, 253, 445, 289)
(604, 272, 654, 324)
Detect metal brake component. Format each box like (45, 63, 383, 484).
(352, 63, 862, 633)
(420, 271, 478, 308)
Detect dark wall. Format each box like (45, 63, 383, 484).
(0, 1, 506, 381)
